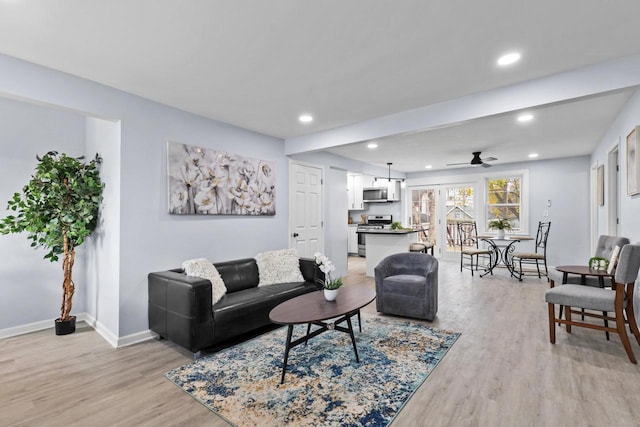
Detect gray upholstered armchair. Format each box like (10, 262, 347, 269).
(551, 235, 630, 287)
(374, 252, 438, 321)
(545, 242, 640, 363)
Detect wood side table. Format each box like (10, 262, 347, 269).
(555, 265, 615, 288)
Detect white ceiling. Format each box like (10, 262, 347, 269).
(1, 1, 640, 172)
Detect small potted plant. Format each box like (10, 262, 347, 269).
(589, 256, 609, 270)
(314, 252, 343, 301)
(0, 152, 104, 335)
(488, 216, 513, 239)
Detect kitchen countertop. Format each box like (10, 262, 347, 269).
(356, 228, 421, 234)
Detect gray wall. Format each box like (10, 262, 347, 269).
(0, 97, 87, 329)
(406, 156, 592, 266)
(0, 54, 289, 340)
(591, 88, 640, 326)
(85, 117, 121, 340)
(592, 89, 640, 242)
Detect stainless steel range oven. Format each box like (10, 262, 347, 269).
(357, 214, 392, 257)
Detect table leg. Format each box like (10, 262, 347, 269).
(305, 323, 311, 346)
(346, 315, 360, 363)
(480, 239, 498, 278)
(504, 240, 520, 279)
(280, 325, 294, 384)
(357, 310, 362, 333)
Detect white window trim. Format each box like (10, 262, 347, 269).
(407, 168, 530, 236)
(485, 174, 524, 233)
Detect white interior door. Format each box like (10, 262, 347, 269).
(289, 162, 323, 258)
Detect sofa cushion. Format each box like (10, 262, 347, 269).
(256, 281, 314, 302)
(182, 258, 227, 304)
(214, 258, 260, 293)
(383, 274, 427, 298)
(255, 248, 305, 286)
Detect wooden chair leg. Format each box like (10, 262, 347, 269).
(565, 305, 572, 333)
(625, 305, 640, 345)
(548, 303, 556, 343)
(602, 312, 610, 341)
(615, 302, 637, 364)
(624, 285, 640, 345)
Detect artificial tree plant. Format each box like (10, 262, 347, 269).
(0, 151, 104, 333)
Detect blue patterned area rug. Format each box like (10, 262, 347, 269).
(165, 315, 460, 426)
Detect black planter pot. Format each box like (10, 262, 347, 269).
(55, 316, 76, 335)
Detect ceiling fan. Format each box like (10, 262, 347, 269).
(446, 151, 497, 168)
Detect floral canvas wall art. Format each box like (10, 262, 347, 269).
(167, 141, 275, 215)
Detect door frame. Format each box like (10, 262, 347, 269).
(607, 143, 620, 237)
(407, 185, 440, 257)
(406, 182, 480, 260)
(288, 159, 324, 256)
(440, 182, 481, 261)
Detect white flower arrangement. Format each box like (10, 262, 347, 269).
(314, 252, 343, 290)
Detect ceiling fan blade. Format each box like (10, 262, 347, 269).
(446, 162, 471, 166)
(482, 156, 497, 162)
(481, 162, 493, 168)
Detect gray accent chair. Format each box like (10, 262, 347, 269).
(374, 252, 438, 321)
(550, 235, 631, 339)
(545, 242, 640, 363)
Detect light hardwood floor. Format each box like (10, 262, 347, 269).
(2, 257, 640, 426)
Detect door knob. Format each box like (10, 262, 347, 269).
(292, 232, 299, 237)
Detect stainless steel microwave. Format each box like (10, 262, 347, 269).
(363, 187, 389, 203)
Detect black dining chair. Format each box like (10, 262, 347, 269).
(457, 221, 493, 277)
(512, 221, 551, 281)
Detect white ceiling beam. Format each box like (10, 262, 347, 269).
(285, 53, 640, 155)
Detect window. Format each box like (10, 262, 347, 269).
(486, 176, 521, 231)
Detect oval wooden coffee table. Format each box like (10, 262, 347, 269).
(269, 285, 376, 384)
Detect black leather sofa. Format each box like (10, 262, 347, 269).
(148, 257, 322, 357)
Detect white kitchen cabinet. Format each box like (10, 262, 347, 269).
(348, 174, 365, 210)
(386, 180, 402, 201)
(347, 225, 359, 254)
(367, 176, 385, 188)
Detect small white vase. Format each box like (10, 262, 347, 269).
(496, 229, 505, 239)
(324, 288, 338, 301)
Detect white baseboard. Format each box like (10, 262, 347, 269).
(0, 313, 155, 348)
(117, 329, 156, 348)
(0, 318, 54, 339)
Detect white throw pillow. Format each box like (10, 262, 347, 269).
(255, 248, 305, 286)
(182, 258, 227, 305)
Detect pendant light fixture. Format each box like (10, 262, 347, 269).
(373, 162, 405, 182)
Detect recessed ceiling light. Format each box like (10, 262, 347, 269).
(528, 153, 539, 158)
(497, 52, 521, 66)
(298, 114, 313, 123)
(517, 113, 534, 123)
(424, 165, 432, 169)
(367, 143, 378, 149)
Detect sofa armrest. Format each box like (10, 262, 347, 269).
(299, 257, 325, 289)
(148, 270, 215, 353)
